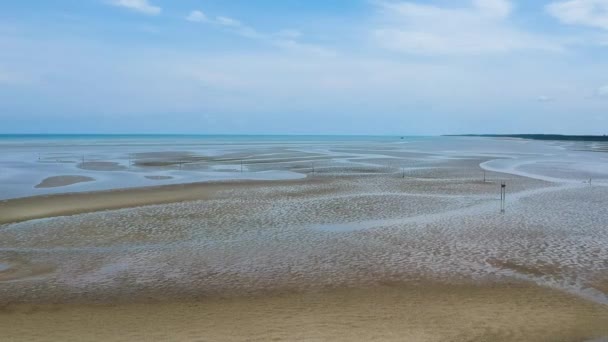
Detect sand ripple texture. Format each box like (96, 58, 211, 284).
(1, 167, 607, 306)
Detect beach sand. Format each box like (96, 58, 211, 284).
(1, 283, 607, 342)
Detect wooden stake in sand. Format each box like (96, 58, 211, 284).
(500, 182, 506, 213)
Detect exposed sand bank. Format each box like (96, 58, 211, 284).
(1, 283, 607, 342)
(144, 175, 173, 180)
(78, 161, 126, 171)
(0, 157, 539, 225)
(34, 175, 95, 189)
(0, 178, 321, 225)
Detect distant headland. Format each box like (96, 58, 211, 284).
(445, 134, 608, 142)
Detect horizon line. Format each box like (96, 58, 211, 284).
(0, 133, 435, 137)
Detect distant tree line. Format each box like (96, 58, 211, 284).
(445, 134, 608, 142)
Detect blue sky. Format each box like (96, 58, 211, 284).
(1, 0, 607, 135)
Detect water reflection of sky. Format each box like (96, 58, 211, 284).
(1, 136, 607, 199)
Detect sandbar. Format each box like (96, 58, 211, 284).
(0, 178, 322, 225)
(35, 175, 95, 188)
(145, 175, 173, 180)
(78, 161, 126, 171)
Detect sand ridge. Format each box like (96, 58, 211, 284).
(0, 178, 325, 225)
(35, 175, 95, 188)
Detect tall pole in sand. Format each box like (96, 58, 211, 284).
(500, 182, 506, 213)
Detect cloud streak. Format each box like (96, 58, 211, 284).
(186, 10, 207, 23)
(372, 0, 562, 55)
(547, 0, 608, 30)
(185, 9, 334, 56)
(108, 0, 161, 16)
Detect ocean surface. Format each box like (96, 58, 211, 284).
(1, 134, 607, 200)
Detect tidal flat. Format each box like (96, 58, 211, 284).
(1, 135, 607, 341)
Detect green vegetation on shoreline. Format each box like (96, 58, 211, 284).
(446, 134, 608, 142)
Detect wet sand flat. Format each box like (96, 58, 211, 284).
(0, 259, 55, 282)
(34, 175, 95, 189)
(1, 137, 608, 341)
(1, 283, 607, 342)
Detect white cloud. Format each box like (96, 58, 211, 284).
(473, 0, 513, 18)
(195, 15, 265, 39)
(3, 25, 608, 134)
(373, 0, 561, 55)
(186, 10, 207, 23)
(272, 39, 336, 57)
(4, 2, 608, 134)
(109, 0, 161, 15)
(184, 11, 330, 56)
(547, 0, 608, 30)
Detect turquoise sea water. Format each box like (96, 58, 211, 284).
(0, 134, 433, 148)
(0, 134, 421, 141)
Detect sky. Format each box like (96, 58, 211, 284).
(0, 0, 607, 135)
